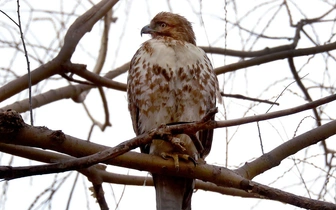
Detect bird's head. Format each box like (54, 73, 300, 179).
(141, 12, 196, 45)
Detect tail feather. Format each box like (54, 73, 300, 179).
(153, 173, 194, 210)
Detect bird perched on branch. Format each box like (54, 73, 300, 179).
(127, 12, 220, 210)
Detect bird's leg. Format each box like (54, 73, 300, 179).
(159, 135, 198, 171)
(170, 136, 186, 152)
(169, 136, 198, 165)
(161, 152, 180, 171)
(161, 152, 196, 171)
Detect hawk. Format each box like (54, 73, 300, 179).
(127, 12, 220, 210)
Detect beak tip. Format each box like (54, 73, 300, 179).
(140, 25, 152, 37)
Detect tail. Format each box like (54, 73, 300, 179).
(152, 173, 194, 210)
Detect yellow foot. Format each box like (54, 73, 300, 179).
(170, 137, 186, 152)
(161, 152, 197, 171)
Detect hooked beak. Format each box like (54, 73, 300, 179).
(140, 25, 155, 37)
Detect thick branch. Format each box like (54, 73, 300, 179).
(235, 119, 336, 179)
(0, 143, 260, 199)
(0, 111, 335, 209)
(57, 0, 118, 62)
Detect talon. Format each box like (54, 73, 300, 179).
(179, 154, 190, 161)
(161, 152, 168, 160)
(188, 156, 197, 166)
(161, 152, 180, 171)
(160, 152, 198, 170)
(178, 154, 197, 166)
(174, 155, 180, 171)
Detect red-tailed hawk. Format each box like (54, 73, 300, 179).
(127, 12, 220, 210)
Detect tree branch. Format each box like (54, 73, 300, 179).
(214, 41, 336, 75)
(0, 0, 119, 102)
(0, 109, 336, 209)
(0, 143, 261, 199)
(0, 62, 129, 113)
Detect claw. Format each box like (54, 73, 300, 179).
(161, 152, 180, 171)
(188, 156, 198, 166)
(160, 152, 198, 172)
(178, 154, 197, 166)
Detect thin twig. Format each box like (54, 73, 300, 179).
(16, 0, 33, 125)
(221, 92, 279, 105)
(256, 121, 264, 154)
(92, 184, 109, 210)
(60, 72, 96, 86)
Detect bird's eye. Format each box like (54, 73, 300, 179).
(160, 22, 167, 28)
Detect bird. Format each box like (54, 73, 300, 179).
(127, 12, 221, 210)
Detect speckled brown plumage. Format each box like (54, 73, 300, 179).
(127, 12, 220, 210)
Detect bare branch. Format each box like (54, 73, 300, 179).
(62, 62, 126, 91)
(0, 62, 129, 113)
(221, 92, 279, 105)
(214, 42, 336, 75)
(1, 110, 336, 209)
(0, 0, 119, 102)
